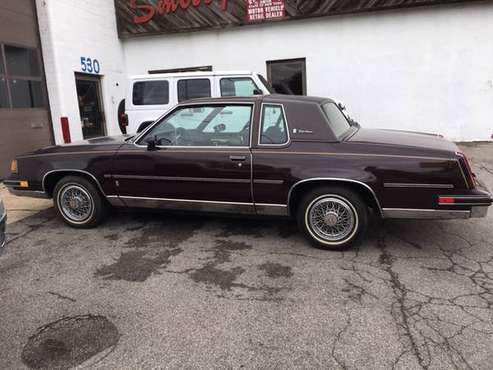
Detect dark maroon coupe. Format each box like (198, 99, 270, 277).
(5, 95, 492, 249)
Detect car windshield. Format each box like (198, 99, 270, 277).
(321, 102, 352, 139)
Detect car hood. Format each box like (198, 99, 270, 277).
(347, 128, 459, 153)
(19, 135, 132, 157)
(65, 135, 132, 146)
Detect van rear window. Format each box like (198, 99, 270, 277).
(133, 81, 169, 105)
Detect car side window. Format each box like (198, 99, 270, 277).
(133, 81, 169, 105)
(260, 104, 289, 145)
(177, 79, 211, 102)
(138, 104, 252, 147)
(220, 78, 260, 97)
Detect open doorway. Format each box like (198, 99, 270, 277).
(75, 73, 106, 139)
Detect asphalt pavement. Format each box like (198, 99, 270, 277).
(1, 143, 493, 369)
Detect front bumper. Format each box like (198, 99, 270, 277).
(4, 180, 49, 199)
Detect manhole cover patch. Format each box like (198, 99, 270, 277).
(21, 315, 119, 369)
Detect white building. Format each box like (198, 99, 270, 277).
(36, 0, 493, 144)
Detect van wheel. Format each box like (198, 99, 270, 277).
(53, 176, 107, 228)
(296, 186, 368, 250)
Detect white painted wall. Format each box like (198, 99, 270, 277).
(123, 3, 493, 142)
(36, 0, 126, 144)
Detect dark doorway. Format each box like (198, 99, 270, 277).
(266, 58, 306, 95)
(75, 74, 106, 139)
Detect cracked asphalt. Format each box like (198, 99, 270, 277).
(1, 143, 493, 369)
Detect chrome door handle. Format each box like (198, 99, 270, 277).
(230, 155, 247, 162)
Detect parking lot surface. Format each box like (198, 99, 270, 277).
(1, 143, 493, 369)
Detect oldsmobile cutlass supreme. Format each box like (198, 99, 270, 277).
(5, 95, 493, 250)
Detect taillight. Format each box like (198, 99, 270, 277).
(120, 113, 129, 127)
(456, 152, 475, 189)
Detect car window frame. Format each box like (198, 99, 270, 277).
(258, 103, 291, 147)
(133, 101, 255, 149)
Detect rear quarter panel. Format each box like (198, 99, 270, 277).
(252, 141, 466, 211)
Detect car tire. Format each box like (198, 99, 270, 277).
(53, 175, 107, 228)
(296, 186, 368, 250)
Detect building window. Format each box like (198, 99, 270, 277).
(266, 58, 306, 95)
(177, 79, 211, 102)
(133, 80, 169, 105)
(0, 44, 45, 109)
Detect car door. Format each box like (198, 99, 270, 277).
(251, 102, 292, 216)
(111, 102, 255, 214)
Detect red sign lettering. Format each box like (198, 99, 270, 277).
(130, 0, 228, 24)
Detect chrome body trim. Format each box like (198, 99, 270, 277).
(118, 195, 256, 215)
(6, 188, 50, 199)
(455, 158, 470, 190)
(382, 208, 471, 219)
(384, 183, 454, 189)
(111, 174, 251, 184)
(132, 101, 256, 149)
(258, 103, 291, 147)
(0, 211, 6, 250)
(287, 178, 383, 216)
(107, 195, 288, 216)
(252, 150, 455, 162)
(106, 195, 126, 207)
(42, 169, 106, 196)
(253, 179, 284, 185)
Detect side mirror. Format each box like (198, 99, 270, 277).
(146, 137, 157, 151)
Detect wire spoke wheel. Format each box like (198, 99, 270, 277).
(59, 184, 94, 223)
(307, 196, 357, 244)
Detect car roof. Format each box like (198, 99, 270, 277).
(130, 71, 257, 80)
(182, 94, 334, 105)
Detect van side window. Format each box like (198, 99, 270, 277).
(133, 81, 169, 105)
(220, 78, 260, 97)
(177, 79, 211, 102)
(260, 104, 289, 145)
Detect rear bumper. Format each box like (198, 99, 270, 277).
(383, 180, 492, 220)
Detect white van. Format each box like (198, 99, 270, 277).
(121, 71, 272, 134)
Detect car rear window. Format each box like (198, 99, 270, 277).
(321, 102, 351, 139)
(133, 81, 169, 105)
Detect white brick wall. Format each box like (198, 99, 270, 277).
(122, 3, 493, 142)
(36, 0, 126, 144)
(37, 1, 493, 142)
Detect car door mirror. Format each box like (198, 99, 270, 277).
(146, 137, 157, 151)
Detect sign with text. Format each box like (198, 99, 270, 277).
(247, 0, 285, 22)
(115, 0, 479, 38)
